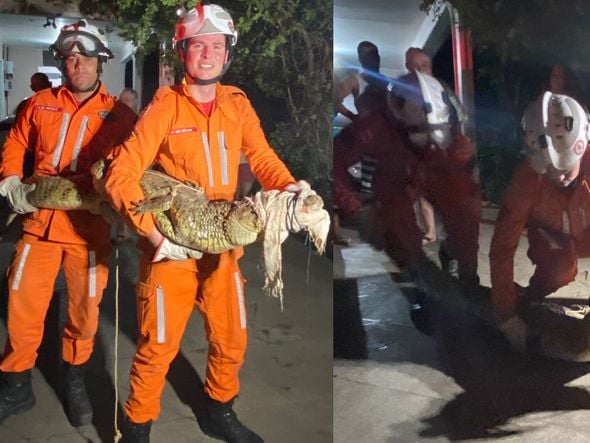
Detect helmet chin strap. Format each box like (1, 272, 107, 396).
(184, 60, 231, 85)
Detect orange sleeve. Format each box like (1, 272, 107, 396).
(104, 89, 172, 236)
(238, 96, 295, 190)
(489, 161, 539, 319)
(0, 100, 35, 179)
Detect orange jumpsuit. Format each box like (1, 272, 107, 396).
(334, 109, 480, 279)
(490, 154, 590, 319)
(0, 84, 136, 372)
(104, 82, 295, 423)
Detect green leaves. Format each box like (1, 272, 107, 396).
(84, 0, 332, 206)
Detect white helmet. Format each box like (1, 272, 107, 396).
(387, 71, 454, 150)
(50, 19, 113, 62)
(173, 4, 238, 50)
(522, 98, 548, 174)
(543, 92, 589, 171)
(524, 92, 590, 173)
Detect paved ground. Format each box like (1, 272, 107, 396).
(0, 220, 333, 443)
(334, 204, 590, 442)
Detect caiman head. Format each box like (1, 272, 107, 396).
(292, 191, 330, 254)
(232, 202, 263, 233)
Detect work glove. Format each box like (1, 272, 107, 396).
(152, 237, 203, 262)
(0, 176, 37, 214)
(284, 180, 311, 194)
(498, 316, 528, 351)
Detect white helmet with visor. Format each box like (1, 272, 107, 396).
(173, 3, 238, 50)
(387, 71, 458, 150)
(51, 19, 113, 62)
(523, 92, 590, 174)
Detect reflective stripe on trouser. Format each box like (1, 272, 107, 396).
(125, 251, 247, 424)
(0, 233, 110, 372)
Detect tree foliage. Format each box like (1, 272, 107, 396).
(78, 0, 333, 207)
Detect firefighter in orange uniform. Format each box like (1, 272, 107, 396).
(103, 5, 305, 442)
(0, 20, 136, 426)
(490, 92, 590, 347)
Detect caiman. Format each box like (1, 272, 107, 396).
(408, 259, 590, 363)
(24, 160, 328, 255)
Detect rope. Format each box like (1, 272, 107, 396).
(113, 246, 122, 443)
(305, 234, 312, 286)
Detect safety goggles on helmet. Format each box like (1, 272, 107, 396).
(542, 92, 590, 172)
(387, 71, 455, 150)
(51, 20, 113, 61)
(173, 3, 238, 50)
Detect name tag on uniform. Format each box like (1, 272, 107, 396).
(34, 105, 63, 112)
(169, 127, 198, 135)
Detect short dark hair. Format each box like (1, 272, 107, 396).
(31, 72, 51, 88)
(357, 41, 378, 57)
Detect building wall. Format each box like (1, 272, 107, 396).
(101, 50, 126, 98)
(6, 45, 42, 114)
(0, 36, 6, 119)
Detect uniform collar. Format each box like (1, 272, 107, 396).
(181, 77, 233, 102)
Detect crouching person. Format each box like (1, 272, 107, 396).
(491, 92, 590, 348)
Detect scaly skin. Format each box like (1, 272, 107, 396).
(25, 165, 263, 253)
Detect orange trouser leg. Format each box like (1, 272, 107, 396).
(61, 241, 110, 365)
(378, 190, 426, 267)
(1, 235, 62, 372)
(196, 252, 248, 403)
(1, 235, 110, 372)
(125, 257, 198, 424)
(426, 169, 481, 280)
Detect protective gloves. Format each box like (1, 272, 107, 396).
(498, 316, 528, 351)
(152, 237, 203, 262)
(284, 180, 311, 194)
(0, 176, 37, 214)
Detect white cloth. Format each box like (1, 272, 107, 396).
(152, 237, 203, 262)
(250, 186, 330, 310)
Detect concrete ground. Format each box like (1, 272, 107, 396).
(0, 221, 332, 443)
(334, 204, 590, 442)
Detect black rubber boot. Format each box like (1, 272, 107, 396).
(122, 417, 152, 443)
(0, 370, 36, 424)
(198, 395, 264, 443)
(62, 362, 93, 427)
